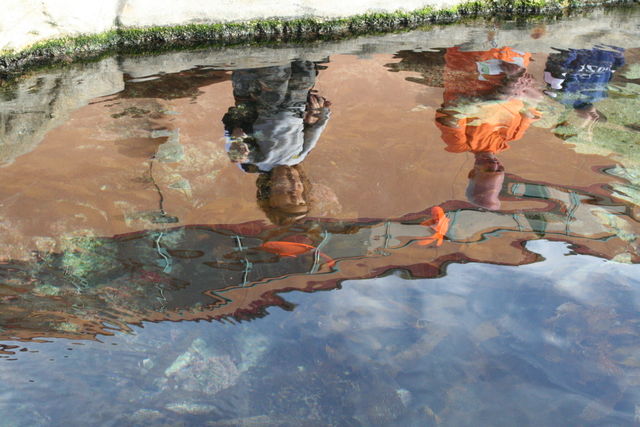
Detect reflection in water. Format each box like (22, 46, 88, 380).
(416, 206, 450, 246)
(435, 46, 542, 210)
(544, 45, 625, 128)
(223, 60, 331, 225)
(1, 14, 640, 425)
(2, 240, 640, 425)
(0, 177, 636, 346)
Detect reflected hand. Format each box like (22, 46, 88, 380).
(500, 61, 525, 77)
(499, 72, 543, 102)
(228, 128, 251, 163)
(227, 141, 251, 163)
(436, 107, 461, 128)
(304, 93, 331, 125)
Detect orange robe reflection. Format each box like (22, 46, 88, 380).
(436, 46, 540, 155)
(435, 46, 541, 210)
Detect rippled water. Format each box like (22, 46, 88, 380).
(1, 7, 640, 426)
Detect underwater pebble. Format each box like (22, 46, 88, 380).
(396, 388, 412, 407)
(205, 415, 316, 426)
(141, 358, 154, 370)
(624, 63, 640, 80)
(128, 409, 164, 424)
(32, 284, 61, 296)
(163, 338, 240, 395)
(611, 253, 633, 264)
(165, 402, 218, 415)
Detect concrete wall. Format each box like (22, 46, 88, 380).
(2, 0, 121, 53)
(1, 0, 458, 54)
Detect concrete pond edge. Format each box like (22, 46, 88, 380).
(1, 0, 639, 79)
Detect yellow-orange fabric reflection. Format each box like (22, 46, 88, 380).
(437, 46, 540, 155)
(435, 46, 542, 210)
(436, 98, 537, 154)
(258, 241, 335, 268)
(417, 206, 450, 246)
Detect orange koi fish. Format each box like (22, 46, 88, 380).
(417, 206, 450, 246)
(258, 241, 336, 268)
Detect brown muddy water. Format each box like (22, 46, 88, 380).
(1, 7, 640, 426)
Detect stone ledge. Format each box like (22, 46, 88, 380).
(1, 0, 639, 77)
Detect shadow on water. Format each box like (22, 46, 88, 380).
(1, 7, 640, 426)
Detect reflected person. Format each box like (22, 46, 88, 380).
(544, 45, 624, 126)
(223, 61, 331, 225)
(435, 46, 542, 210)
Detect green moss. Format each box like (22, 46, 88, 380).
(544, 84, 640, 208)
(53, 321, 81, 333)
(59, 234, 119, 289)
(623, 64, 640, 80)
(33, 283, 61, 296)
(0, 0, 638, 78)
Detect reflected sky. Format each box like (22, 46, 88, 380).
(1, 241, 639, 426)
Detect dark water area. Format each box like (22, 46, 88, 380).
(1, 7, 640, 426)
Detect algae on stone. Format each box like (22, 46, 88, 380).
(540, 81, 640, 207)
(32, 283, 61, 296)
(59, 233, 119, 288)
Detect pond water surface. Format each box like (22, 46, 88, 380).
(1, 6, 640, 426)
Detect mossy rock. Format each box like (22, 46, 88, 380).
(59, 235, 120, 287)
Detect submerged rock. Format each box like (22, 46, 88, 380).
(396, 388, 412, 407)
(58, 233, 120, 286)
(32, 283, 61, 296)
(165, 401, 218, 415)
(236, 330, 269, 373)
(152, 129, 184, 163)
(206, 415, 326, 427)
(128, 409, 165, 424)
(163, 338, 240, 396)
